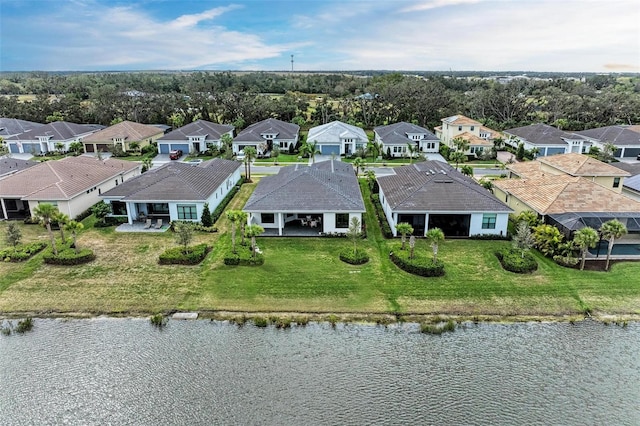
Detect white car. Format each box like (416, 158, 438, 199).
(236, 152, 246, 162)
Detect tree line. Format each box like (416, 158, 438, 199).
(0, 71, 638, 132)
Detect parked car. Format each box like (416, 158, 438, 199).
(236, 151, 246, 162)
(169, 149, 183, 160)
(185, 158, 203, 165)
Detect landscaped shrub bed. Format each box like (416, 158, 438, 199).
(339, 248, 369, 265)
(495, 248, 538, 273)
(211, 183, 242, 224)
(94, 216, 128, 227)
(553, 255, 579, 268)
(0, 242, 47, 262)
(470, 233, 511, 241)
(370, 193, 393, 238)
(224, 244, 264, 266)
(158, 243, 211, 265)
(390, 246, 445, 277)
(169, 221, 217, 233)
(43, 247, 96, 265)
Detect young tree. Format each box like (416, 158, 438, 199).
(405, 143, 418, 164)
(129, 141, 140, 153)
(201, 203, 212, 227)
(271, 145, 280, 164)
(516, 143, 525, 161)
(91, 201, 111, 225)
(346, 216, 361, 256)
(512, 221, 535, 258)
(409, 235, 416, 259)
(174, 222, 194, 253)
(243, 146, 257, 181)
(54, 211, 70, 244)
(5, 222, 22, 250)
(68, 141, 84, 156)
(299, 140, 320, 163)
(514, 210, 540, 228)
(395, 222, 414, 250)
(573, 226, 599, 270)
(425, 228, 445, 263)
(220, 134, 234, 160)
(64, 220, 84, 254)
(245, 224, 264, 258)
(55, 142, 65, 154)
(141, 157, 153, 173)
(532, 224, 563, 257)
(236, 211, 248, 245)
(367, 140, 382, 161)
(449, 150, 466, 169)
(352, 157, 365, 175)
(460, 165, 474, 176)
(599, 219, 627, 271)
(597, 142, 617, 163)
(226, 210, 240, 253)
(452, 137, 470, 154)
(33, 203, 58, 255)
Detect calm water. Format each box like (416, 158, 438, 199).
(1, 318, 639, 425)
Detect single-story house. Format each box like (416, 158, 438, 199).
(574, 125, 640, 159)
(434, 115, 500, 157)
(5, 121, 104, 155)
(374, 122, 439, 158)
(306, 120, 368, 156)
(157, 120, 234, 155)
(82, 120, 165, 153)
(100, 158, 242, 225)
(0, 118, 43, 138)
(0, 156, 140, 220)
(0, 157, 38, 179)
(243, 160, 365, 236)
(233, 118, 299, 156)
(377, 160, 512, 237)
(503, 123, 590, 157)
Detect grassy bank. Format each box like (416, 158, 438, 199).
(1, 183, 640, 318)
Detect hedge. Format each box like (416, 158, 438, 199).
(43, 247, 96, 265)
(495, 248, 538, 273)
(339, 248, 369, 265)
(0, 242, 47, 262)
(169, 220, 217, 233)
(389, 248, 445, 277)
(158, 243, 211, 265)
(211, 182, 243, 224)
(370, 193, 393, 238)
(223, 245, 264, 266)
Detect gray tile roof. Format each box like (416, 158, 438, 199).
(244, 160, 365, 212)
(0, 118, 44, 137)
(624, 174, 640, 193)
(374, 122, 438, 145)
(574, 125, 640, 146)
(158, 120, 233, 142)
(234, 118, 299, 143)
(101, 158, 241, 202)
(0, 157, 38, 177)
(5, 121, 104, 141)
(612, 162, 640, 176)
(504, 123, 578, 146)
(377, 160, 512, 212)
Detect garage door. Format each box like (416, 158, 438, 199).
(9, 143, 20, 153)
(84, 144, 95, 153)
(320, 144, 341, 155)
(546, 147, 566, 156)
(170, 144, 190, 153)
(622, 148, 640, 158)
(159, 144, 170, 154)
(22, 143, 41, 155)
(97, 144, 110, 152)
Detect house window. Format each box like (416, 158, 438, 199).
(482, 214, 497, 229)
(335, 213, 349, 228)
(261, 213, 275, 224)
(111, 201, 127, 216)
(177, 204, 198, 220)
(613, 177, 621, 188)
(458, 126, 462, 131)
(279, 141, 287, 148)
(470, 126, 475, 131)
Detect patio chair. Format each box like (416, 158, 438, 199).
(310, 220, 317, 228)
(143, 218, 153, 229)
(301, 219, 308, 227)
(154, 219, 163, 229)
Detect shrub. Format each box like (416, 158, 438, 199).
(0, 241, 47, 262)
(15, 317, 34, 334)
(141, 144, 158, 156)
(74, 207, 94, 222)
(420, 320, 456, 335)
(370, 193, 393, 238)
(211, 184, 241, 224)
(495, 248, 538, 273)
(150, 314, 168, 328)
(253, 317, 268, 327)
(43, 246, 96, 265)
(223, 250, 265, 266)
(390, 246, 445, 277)
(339, 248, 369, 265)
(23, 216, 39, 225)
(469, 233, 510, 241)
(169, 220, 217, 233)
(553, 255, 579, 268)
(158, 243, 210, 265)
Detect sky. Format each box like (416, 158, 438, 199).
(1, 0, 639, 73)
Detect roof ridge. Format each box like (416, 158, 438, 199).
(307, 169, 362, 209)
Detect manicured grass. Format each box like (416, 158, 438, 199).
(1, 184, 639, 317)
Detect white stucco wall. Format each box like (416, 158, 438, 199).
(468, 212, 510, 236)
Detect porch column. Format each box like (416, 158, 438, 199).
(0, 198, 7, 220)
(278, 212, 283, 236)
(392, 212, 398, 236)
(424, 213, 429, 236)
(127, 202, 134, 224)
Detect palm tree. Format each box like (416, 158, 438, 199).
(367, 140, 382, 162)
(226, 210, 240, 253)
(65, 220, 84, 254)
(599, 219, 627, 271)
(33, 203, 58, 255)
(425, 227, 445, 263)
(55, 142, 65, 154)
(245, 224, 265, 258)
(347, 216, 361, 256)
(243, 146, 257, 181)
(141, 157, 153, 173)
(573, 227, 599, 271)
(236, 211, 248, 245)
(409, 235, 416, 259)
(452, 137, 470, 154)
(395, 222, 413, 250)
(449, 151, 466, 170)
(405, 142, 417, 164)
(300, 140, 320, 163)
(460, 165, 474, 176)
(53, 211, 70, 244)
(352, 157, 365, 176)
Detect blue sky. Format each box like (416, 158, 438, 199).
(1, 0, 638, 72)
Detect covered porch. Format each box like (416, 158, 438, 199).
(107, 200, 171, 225)
(0, 198, 31, 220)
(252, 212, 325, 236)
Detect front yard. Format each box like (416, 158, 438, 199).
(1, 183, 639, 318)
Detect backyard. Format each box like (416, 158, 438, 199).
(1, 182, 639, 319)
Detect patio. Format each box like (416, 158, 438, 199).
(115, 221, 170, 233)
(262, 221, 325, 237)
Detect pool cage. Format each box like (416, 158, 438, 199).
(548, 212, 640, 238)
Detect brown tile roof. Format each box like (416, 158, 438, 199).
(441, 115, 481, 126)
(82, 121, 164, 142)
(506, 161, 545, 178)
(0, 156, 139, 200)
(493, 175, 640, 215)
(455, 132, 493, 146)
(538, 153, 630, 177)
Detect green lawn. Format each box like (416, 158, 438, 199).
(1, 183, 639, 318)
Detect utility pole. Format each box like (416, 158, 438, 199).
(291, 54, 294, 72)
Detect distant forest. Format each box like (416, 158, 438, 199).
(1, 71, 638, 132)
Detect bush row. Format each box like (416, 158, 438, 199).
(495, 248, 538, 273)
(94, 216, 128, 227)
(158, 244, 211, 265)
(339, 249, 370, 265)
(0, 241, 47, 262)
(470, 233, 510, 241)
(43, 247, 96, 265)
(211, 182, 243, 224)
(169, 221, 217, 233)
(370, 194, 393, 238)
(223, 247, 265, 266)
(389, 249, 445, 277)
